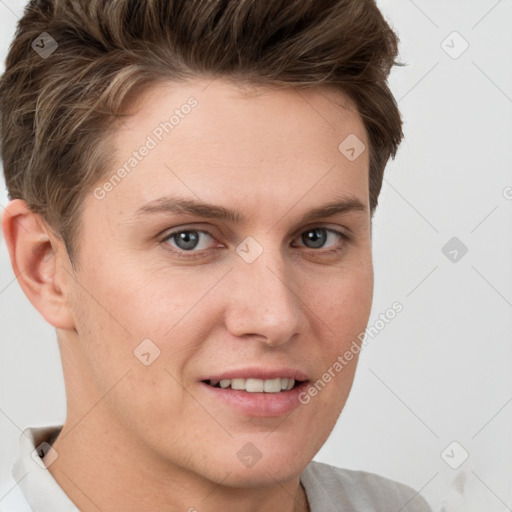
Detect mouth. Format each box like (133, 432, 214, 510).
(202, 377, 306, 393)
(198, 367, 311, 416)
(199, 374, 311, 417)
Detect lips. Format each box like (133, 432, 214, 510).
(198, 367, 311, 416)
(200, 379, 310, 417)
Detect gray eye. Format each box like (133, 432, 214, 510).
(301, 228, 329, 249)
(173, 231, 200, 250)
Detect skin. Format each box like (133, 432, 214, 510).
(3, 78, 373, 512)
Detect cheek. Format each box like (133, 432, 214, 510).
(68, 267, 197, 425)
(302, 267, 372, 434)
(79, 261, 191, 338)
(309, 261, 373, 344)
(70, 262, 220, 394)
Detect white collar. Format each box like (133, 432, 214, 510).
(12, 425, 79, 511)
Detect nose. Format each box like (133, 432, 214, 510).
(224, 245, 305, 347)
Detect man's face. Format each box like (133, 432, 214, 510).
(61, 79, 373, 486)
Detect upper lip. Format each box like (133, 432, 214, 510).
(201, 367, 310, 382)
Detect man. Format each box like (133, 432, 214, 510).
(0, 0, 432, 510)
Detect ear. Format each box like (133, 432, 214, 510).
(2, 199, 76, 330)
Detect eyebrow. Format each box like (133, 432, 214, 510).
(131, 194, 366, 224)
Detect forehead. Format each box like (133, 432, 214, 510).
(88, 78, 369, 225)
(123, 78, 365, 145)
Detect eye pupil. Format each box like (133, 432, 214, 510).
(174, 231, 199, 250)
(302, 228, 327, 249)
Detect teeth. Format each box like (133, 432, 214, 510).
(246, 378, 264, 392)
(263, 378, 282, 392)
(231, 378, 246, 390)
(208, 377, 298, 392)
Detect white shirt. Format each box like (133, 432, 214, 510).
(1, 425, 432, 511)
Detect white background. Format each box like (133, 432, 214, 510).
(1, 1, 511, 511)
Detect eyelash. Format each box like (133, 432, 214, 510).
(159, 227, 351, 260)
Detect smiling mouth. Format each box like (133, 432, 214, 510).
(202, 377, 306, 393)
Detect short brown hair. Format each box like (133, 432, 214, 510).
(0, 0, 403, 265)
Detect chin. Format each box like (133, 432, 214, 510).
(206, 438, 312, 487)
(217, 461, 306, 489)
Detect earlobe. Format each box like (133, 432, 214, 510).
(1, 199, 76, 330)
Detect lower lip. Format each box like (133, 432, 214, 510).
(200, 381, 310, 417)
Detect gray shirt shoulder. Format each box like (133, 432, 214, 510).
(301, 461, 433, 512)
